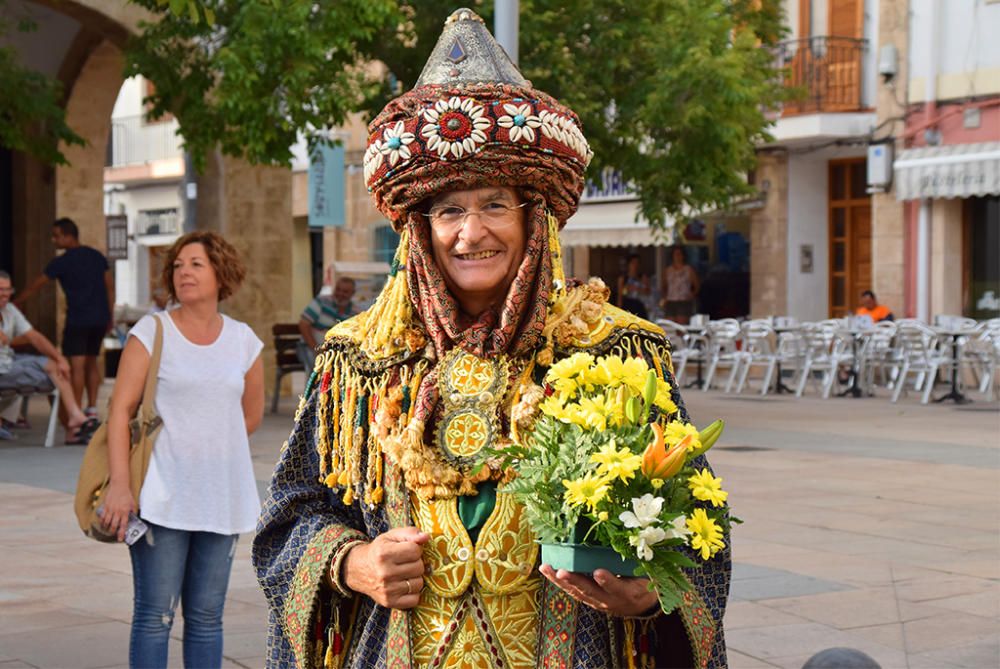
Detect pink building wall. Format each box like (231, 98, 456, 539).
(901, 101, 1000, 318)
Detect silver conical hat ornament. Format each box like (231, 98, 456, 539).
(414, 8, 528, 88)
(365, 8, 592, 229)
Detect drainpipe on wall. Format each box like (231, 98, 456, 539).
(915, 0, 938, 321)
(917, 199, 931, 322)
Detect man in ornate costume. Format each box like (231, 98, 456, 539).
(253, 9, 730, 668)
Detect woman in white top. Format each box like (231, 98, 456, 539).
(660, 245, 700, 325)
(101, 231, 264, 669)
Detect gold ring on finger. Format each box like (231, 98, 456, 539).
(404, 578, 412, 595)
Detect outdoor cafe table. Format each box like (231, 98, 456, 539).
(681, 324, 709, 389)
(837, 325, 872, 398)
(931, 325, 977, 404)
(772, 323, 801, 394)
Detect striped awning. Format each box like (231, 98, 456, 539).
(560, 200, 669, 247)
(894, 141, 1000, 200)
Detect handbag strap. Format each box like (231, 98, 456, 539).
(138, 314, 165, 424)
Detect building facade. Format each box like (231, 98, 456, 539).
(758, 0, 1000, 323)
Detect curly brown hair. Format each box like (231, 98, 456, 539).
(160, 231, 247, 302)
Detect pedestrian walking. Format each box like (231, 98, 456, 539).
(15, 218, 114, 417)
(0, 271, 99, 443)
(99, 231, 264, 669)
(661, 245, 700, 324)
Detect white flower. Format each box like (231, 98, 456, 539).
(663, 514, 692, 540)
(363, 140, 384, 182)
(378, 121, 415, 167)
(629, 526, 668, 561)
(420, 96, 491, 159)
(497, 102, 542, 143)
(618, 493, 664, 529)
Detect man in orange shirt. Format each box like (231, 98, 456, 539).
(856, 290, 894, 322)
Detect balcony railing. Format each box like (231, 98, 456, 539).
(776, 36, 868, 116)
(106, 115, 183, 167)
(136, 208, 181, 236)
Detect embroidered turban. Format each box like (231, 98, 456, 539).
(364, 8, 593, 231)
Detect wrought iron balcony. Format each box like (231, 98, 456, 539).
(776, 36, 868, 115)
(135, 208, 180, 236)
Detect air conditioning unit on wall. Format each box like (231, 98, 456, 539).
(867, 143, 893, 193)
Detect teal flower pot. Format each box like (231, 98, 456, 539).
(539, 542, 640, 577)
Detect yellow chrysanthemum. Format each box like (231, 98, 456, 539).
(654, 378, 678, 414)
(563, 473, 610, 510)
(590, 442, 642, 483)
(539, 394, 571, 421)
(686, 508, 725, 560)
(687, 468, 728, 507)
(621, 357, 651, 394)
(573, 395, 614, 431)
(547, 352, 594, 385)
(583, 361, 613, 388)
(665, 421, 701, 453)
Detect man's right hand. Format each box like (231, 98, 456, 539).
(343, 526, 430, 609)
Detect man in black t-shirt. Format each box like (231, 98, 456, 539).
(16, 218, 114, 415)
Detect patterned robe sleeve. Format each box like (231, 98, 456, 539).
(252, 389, 369, 668)
(642, 336, 732, 669)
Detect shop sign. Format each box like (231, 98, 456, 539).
(309, 142, 346, 227)
(106, 214, 128, 261)
(581, 168, 636, 203)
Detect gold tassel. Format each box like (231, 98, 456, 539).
(360, 227, 413, 359)
(623, 618, 637, 669)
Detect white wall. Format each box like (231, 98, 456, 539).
(109, 183, 182, 307)
(111, 76, 146, 119)
(786, 153, 830, 321)
(861, 0, 879, 108)
(909, 0, 1000, 100)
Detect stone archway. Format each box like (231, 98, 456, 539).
(10, 0, 294, 390)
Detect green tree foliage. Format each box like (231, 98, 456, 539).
(0, 3, 85, 164)
(4, 0, 787, 226)
(362, 0, 788, 226)
(125, 0, 398, 169)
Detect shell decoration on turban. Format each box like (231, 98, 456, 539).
(364, 8, 593, 231)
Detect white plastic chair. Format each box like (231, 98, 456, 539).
(858, 321, 898, 394)
(733, 321, 780, 395)
(702, 319, 742, 393)
(794, 323, 853, 399)
(891, 323, 947, 403)
(656, 319, 692, 383)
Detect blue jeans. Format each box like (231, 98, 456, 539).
(128, 522, 238, 669)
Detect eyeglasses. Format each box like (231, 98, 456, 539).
(420, 201, 530, 232)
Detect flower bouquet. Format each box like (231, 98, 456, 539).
(497, 352, 733, 614)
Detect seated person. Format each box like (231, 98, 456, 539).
(856, 290, 894, 323)
(0, 272, 98, 444)
(296, 276, 359, 369)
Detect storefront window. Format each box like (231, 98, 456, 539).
(967, 196, 999, 319)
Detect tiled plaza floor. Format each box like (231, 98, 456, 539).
(1, 379, 997, 668)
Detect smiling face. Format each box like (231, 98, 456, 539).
(171, 242, 220, 305)
(428, 186, 528, 316)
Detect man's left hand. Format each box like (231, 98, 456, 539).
(539, 564, 659, 617)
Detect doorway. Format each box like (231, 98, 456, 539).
(828, 158, 871, 317)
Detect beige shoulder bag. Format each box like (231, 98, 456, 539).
(74, 314, 164, 542)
